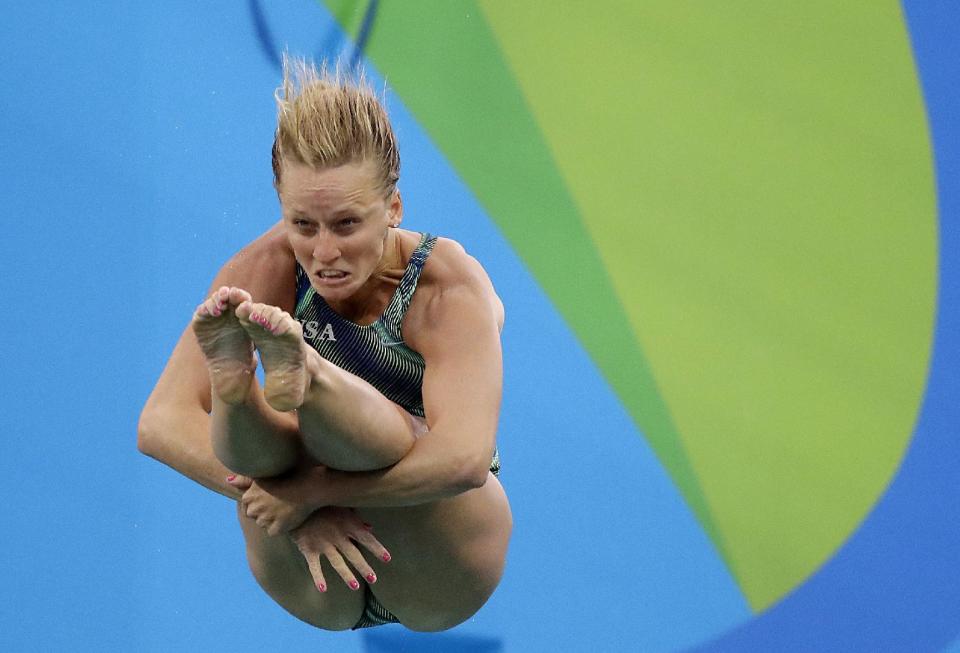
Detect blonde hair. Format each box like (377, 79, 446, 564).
(271, 55, 400, 196)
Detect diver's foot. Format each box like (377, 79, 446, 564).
(192, 286, 258, 404)
(236, 301, 309, 412)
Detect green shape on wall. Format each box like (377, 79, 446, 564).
(323, 0, 936, 610)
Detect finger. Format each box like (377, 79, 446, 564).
(347, 508, 374, 532)
(226, 474, 253, 490)
(352, 528, 392, 564)
(324, 547, 361, 591)
(300, 550, 328, 594)
(339, 540, 378, 585)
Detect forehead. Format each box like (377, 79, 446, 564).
(279, 160, 382, 211)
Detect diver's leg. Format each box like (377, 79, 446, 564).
(237, 301, 418, 471)
(237, 502, 364, 630)
(194, 287, 302, 477)
(239, 479, 511, 633)
(355, 476, 513, 631)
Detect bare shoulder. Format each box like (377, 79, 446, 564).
(209, 221, 298, 311)
(404, 235, 505, 347)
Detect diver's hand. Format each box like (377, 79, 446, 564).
(290, 507, 392, 593)
(232, 474, 315, 535)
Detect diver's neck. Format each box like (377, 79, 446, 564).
(327, 229, 404, 322)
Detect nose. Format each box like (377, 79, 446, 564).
(312, 232, 341, 264)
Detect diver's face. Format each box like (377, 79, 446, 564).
(279, 159, 400, 301)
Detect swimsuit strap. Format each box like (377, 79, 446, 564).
(380, 232, 437, 340)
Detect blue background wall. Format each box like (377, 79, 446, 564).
(1, 2, 957, 651)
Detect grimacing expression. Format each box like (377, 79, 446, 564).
(279, 159, 400, 302)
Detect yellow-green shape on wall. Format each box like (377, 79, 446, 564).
(324, 0, 936, 610)
(479, 0, 936, 609)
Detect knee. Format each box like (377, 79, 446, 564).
(399, 571, 500, 632)
(306, 610, 359, 632)
(245, 557, 358, 631)
(403, 617, 466, 633)
(401, 608, 474, 633)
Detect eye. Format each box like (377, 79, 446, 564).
(290, 218, 316, 233)
(337, 217, 360, 228)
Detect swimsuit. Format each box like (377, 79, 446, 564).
(293, 232, 500, 629)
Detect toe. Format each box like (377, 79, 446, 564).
(234, 300, 253, 321)
(229, 287, 252, 306)
(202, 294, 224, 317)
(246, 304, 276, 333)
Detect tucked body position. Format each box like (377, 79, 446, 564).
(138, 57, 512, 631)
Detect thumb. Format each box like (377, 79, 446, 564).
(226, 474, 253, 490)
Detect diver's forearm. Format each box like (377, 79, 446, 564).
(320, 434, 486, 508)
(138, 407, 243, 501)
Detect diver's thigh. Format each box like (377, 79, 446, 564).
(357, 477, 512, 631)
(238, 504, 365, 631)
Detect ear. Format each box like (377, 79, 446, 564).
(387, 189, 403, 227)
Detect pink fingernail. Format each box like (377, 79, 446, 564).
(317, 582, 326, 593)
(226, 474, 236, 482)
(349, 580, 360, 590)
(381, 552, 391, 563)
(366, 573, 377, 583)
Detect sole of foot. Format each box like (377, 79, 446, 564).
(192, 286, 257, 404)
(236, 301, 308, 412)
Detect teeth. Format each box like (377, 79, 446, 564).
(320, 271, 346, 278)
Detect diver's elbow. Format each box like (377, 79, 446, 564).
(454, 452, 492, 492)
(137, 408, 160, 457)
